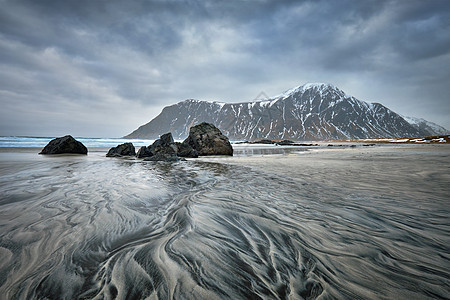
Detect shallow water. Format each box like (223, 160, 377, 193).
(0, 145, 449, 299)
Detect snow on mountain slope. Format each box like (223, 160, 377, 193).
(125, 83, 441, 141)
(400, 115, 448, 136)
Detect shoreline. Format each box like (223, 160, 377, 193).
(0, 142, 450, 164)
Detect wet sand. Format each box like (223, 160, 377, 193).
(0, 144, 449, 299)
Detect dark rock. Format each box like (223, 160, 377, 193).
(159, 132, 174, 145)
(139, 132, 180, 162)
(148, 133, 178, 156)
(276, 140, 295, 145)
(253, 139, 276, 144)
(175, 142, 198, 158)
(183, 122, 233, 156)
(106, 143, 135, 157)
(39, 135, 87, 155)
(136, 146, 152, 158)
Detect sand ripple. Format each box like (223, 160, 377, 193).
(0, 146, 449, 299)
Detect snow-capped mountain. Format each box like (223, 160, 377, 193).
(125, 83, 444, 140)
(400, 115, 448, 136)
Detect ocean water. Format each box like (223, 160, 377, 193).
(0, 136, 156, 148)
(0, 145, 449, 299)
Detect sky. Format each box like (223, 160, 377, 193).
(1, 0, 449, 138)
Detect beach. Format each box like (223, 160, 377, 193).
(0, 143, 449, 299)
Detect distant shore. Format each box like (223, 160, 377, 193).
(241, 134, 449, 146)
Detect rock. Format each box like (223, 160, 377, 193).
(159, 132, 174, 145)
(183, 122, 233, 156)
(136, 146, 152, 158)
(253, 139, 277, 144)
(39, 135, 88, 155)
(276, 140, 295, 145)
(106, 143, 135, 157)
(148, 133, 177, 155)
(139, 132, 180, 161)
(175, 142, 198, 158)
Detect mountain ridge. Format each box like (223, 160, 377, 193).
(400, 115, 448, 136)
(125, 83, 447, 141)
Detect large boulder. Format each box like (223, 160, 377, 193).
(39, 135, 87, 155)
(183, 122, 233, 156)
(106, 143, 135, 157)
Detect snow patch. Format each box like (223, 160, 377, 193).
(213, 101, 226, 110)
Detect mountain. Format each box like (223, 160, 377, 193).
(125, 83, 445, 141)
(400, 115, 448, 136)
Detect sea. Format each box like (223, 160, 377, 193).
(0, 136, 156, 148)
(0, 137, 449, 299)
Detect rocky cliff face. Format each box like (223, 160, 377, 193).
(125, 83, 444, 140)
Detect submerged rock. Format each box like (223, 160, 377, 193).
(39, 135, 87, 155)
(183, 122, 233, 156)
(106, 143, 135, 157)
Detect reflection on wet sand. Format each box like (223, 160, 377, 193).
(0, 144, 449, 299)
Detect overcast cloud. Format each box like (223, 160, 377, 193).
(1, 0, 449, 137)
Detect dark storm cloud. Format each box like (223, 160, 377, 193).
(1, 0, 449, 137)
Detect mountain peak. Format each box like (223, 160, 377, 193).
(182, 99, 201, 104)
(275, 82, 344, 99)
(302, 82, 336, 90)
(124, 82, 445, 140)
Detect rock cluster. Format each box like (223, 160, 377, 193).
(108, 122, 232, 161)
(39, 135, 88, 155)
(138, 132, 182, 161)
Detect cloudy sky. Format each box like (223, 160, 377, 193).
(1, 0, 449, 137)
